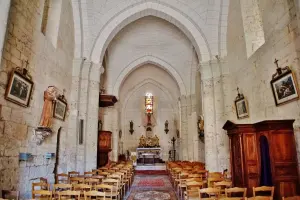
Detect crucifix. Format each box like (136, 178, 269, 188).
(274, 58, 283, 75)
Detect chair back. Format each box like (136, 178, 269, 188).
(56, 173, 69, 184)
(199, 187, 221, 200)
(95, 184, 113, 197)
(69, 177, 85, 184)
(32, 182, 50, 198)
(73, 184, 92, 192)
(32, 190, 52, 199)
(58, 190, 80, 200)
(253, 186, 274, 198)
(225, 187, 247, 197)
(68, 171, 80, 178)
(83, 191, 106, 200)
(53, 183, 72, 191)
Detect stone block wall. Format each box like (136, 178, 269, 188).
(0, 0, 74, 198)
(224, 0, 300, 172)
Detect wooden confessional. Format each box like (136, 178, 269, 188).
(223, 120, 300, 198)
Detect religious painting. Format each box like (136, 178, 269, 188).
(235, 96, 249, 119)
(53, 97, 67, 121)
(271, 70, 299, 106)
(5, 70, 34, 107)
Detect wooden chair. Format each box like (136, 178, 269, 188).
(253, 186, 274, 199)
(283, 196, 300, 200)
(58, 190, 80, 200)
(1, 190, 19, 200)
(225, 187, 247, 198)
(84, 172, 94, 177)
(32, 190, 52, 200)
(199, 188, 221, 200)
(102, 179, 120, 200)
(56, 173, 69, 184)
(184, 181, 204, 200)
(69, 177, 85, 184)
(95, 184, 113, 198)
(84, 178, 100, 188)
(208, 177, 223, 188)
(214, 181, 232, 195)
(83, 191, 106, 200)
(32, 182, 50, 198)
(68, 171, 80, 178)
(177, 172, 190, 199)
(72, 184, 92, 192)
(53, 183, 72, 198)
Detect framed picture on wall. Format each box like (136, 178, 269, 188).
(53, 97, 67, 121)
(5, 69, 34, 107)
(270, 69, 299, 106)
(234, 88, 249, 119)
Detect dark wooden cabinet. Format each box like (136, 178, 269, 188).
(223, 120, 299, 198)
(97, 131, 112, 168)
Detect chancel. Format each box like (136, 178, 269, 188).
(0, 0, 300, 199)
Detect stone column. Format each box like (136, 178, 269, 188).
(84, 63, 102, 171)
(67, 58, 85, 171)
(0, 0, 11, 68)
(201, 60, 218, 171)
(179, 96, 188, 160)
(200, 59, 230, 171)
(77, 60, 92, 173)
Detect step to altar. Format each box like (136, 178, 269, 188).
(135, 163, 166, 170)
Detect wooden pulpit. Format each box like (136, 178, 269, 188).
(97, 130, 112, 167)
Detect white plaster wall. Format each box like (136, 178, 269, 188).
(119, 64, 180, 161)
(0, 0, 11, 65)
(106, 16, 197, 97)
(225, 0, 300, 171)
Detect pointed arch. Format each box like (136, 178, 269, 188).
(90, 2, 211, 64)
(111, 55, 187, 97)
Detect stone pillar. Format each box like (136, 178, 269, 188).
(67, 58, 85, 171)
(200, 59, 230, 171)
(0, 0, 10, 67)
(84, 63, 102, 171)
(76, 60, 92, 173)
(102, 104, 119, 162)
(179, 96, 188, 160)
(187, 112, 199, 161)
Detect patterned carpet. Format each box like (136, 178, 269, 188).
(125, 173, 178, 200)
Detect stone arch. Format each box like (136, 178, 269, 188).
(121, 78, 177, 116)
(90, 2, 211, 64)
(111, 55, 187, 97)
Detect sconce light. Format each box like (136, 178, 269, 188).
(19, 153, 33, 161)
(45, 153, 55, 159)
(198, 116, 204, 142)
(129, 120, 134, 134)
(164, 120, 169, 134)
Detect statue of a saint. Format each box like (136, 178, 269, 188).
(154, 135, 160, 147)
(139, 135, 146, 147)
(39, 86, 57, 128)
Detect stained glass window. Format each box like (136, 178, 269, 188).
(145, 93, 153, 114)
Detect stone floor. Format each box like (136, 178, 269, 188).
(135, 163, 166, 170)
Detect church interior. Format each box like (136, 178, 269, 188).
(0, 0, 300, 199)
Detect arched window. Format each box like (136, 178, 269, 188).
(240, 0, 265, 58)
(41, 0, 62, 48)
(41, 0, 50, 35)
(145, 93, 153, 114)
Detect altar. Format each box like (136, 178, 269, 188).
(136, 147, 163, 165)
(136, 135, 164, 165)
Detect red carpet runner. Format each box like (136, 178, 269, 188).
(126, 171, 178, 200)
